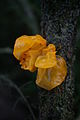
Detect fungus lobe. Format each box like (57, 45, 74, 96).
(13, 35, 46, 72)
(36, 56, 67, 90)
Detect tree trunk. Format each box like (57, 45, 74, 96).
(38, 1, 80, 120)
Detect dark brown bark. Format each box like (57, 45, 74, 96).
(38, 1, 80, 120)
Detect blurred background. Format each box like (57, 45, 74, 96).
(0, 0, 80, 120)
(0, 0, 40, 120)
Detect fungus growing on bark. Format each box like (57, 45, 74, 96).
(13, 35, 46, 72)
(36, 56, 67, 90)
(35, 44, 57, 68)
(13, 35, 46, 59)
(20, 50, 41, 72)
(13, 34, 67, 90)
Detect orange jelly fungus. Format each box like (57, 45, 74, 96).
(13, 35, 46, 72)
(13, 34, 67, 90)
(36, 56, 67, 90)
(35, 44, 57, 68)
(13, 35, 46, 60)
(20, 50, 41, 72)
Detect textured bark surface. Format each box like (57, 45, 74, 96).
(38, 1, 80, 120)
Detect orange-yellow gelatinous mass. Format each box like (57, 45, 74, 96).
(13, 34, 67, 90)
(13, 35, 46, 60)
(35, 52, 57, 68)
(20, 50, 42, 72)
(42, 44, 56, 54)
(36, 56, 67, 90)
(13, 35, 47, 72)
(35, 44, 57, 68)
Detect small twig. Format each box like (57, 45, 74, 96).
(13, 97, 22, 110)
(0, 75, 37, 120)
(0, 47, 12, 54)
(20, 81, 33, 89)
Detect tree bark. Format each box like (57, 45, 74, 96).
(38, 1, 80, 120)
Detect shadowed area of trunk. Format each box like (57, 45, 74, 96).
(38, 1, 80, 120)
